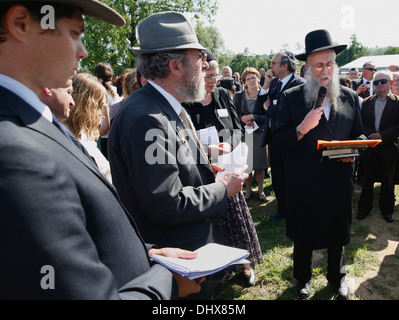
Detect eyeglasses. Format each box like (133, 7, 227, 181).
(310, 62, 335, 71)
(364, 68, 377, 72)
(186, 51, 208, 62)
(205, 75, 218, 81)
(373, 79, 389, 86)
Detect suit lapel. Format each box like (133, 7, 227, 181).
(144, 84, 213, 173)
(1, 87, 116, 193)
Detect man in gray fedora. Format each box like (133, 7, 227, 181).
(273, 29, 366, 299)
(0, 1, 204, 300)
(108, 11, 248, 299)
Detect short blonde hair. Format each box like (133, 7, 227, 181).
(67, 73, 107, 141)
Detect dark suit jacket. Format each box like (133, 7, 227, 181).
(360, 93, 399, 161)
(261, 73, 305, 145)
(273, 84, 365, 249)
(108, 83, 228, 251)
(352, 78, 374, 99)
(0, 86, 177, 300)
(183, 87, 243, 148)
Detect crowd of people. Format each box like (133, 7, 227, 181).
(1, 0, 398, 301)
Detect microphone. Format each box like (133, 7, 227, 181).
(314, 86, 327, 109)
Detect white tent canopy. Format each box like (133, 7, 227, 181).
(340, 54, 399, 72)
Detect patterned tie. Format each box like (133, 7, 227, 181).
(52, 114, 74, 144)
(179, 108, 211, 166)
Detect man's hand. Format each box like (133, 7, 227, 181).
(297, 106, 324, 139)
(220, 167, 248, 197)
(262, 69, 274, 90)
(148, 248, 205, 298)
(208, 143, 232, 159)
(173, 273, 205, 298)
(148, 247, 198, 259)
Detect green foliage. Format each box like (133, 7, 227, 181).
(81, 0, 218, 75)
(336, 34, 368, 67)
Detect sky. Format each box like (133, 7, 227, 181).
(213, 0, 398, 56)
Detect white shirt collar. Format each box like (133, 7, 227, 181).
(280, 73, 294, 89)
(0, 74, 53, 122)
(148, 80, 182, 116)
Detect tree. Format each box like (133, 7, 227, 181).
(82, 0, 219, 75)
(336, 34, 368, 67)
(195, 22, 225, 57)
(383, 47, 399, 55)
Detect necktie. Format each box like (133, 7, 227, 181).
(52, 115, 74, 144)
(275, 80, 283, 102)
(179, 108, 210, 166)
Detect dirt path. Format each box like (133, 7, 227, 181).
(349, 208, 399, 300)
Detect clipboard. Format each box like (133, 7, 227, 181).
(317, 140, 382, 150)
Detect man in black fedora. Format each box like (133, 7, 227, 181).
(273, 29, 366, 299)
(108, 11, 247, 299)
(0, 1, 205, 299)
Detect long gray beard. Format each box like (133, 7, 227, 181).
(304, 67, 341, 110)
(176, 69, 206, 103)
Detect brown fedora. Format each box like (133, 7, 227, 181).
(296, 29, 347, 61)
(131, 11, 205, 55)
(0, 0, 125, 26)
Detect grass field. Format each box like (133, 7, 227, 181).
(214, 174, 399, 300)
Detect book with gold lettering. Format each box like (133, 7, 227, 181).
(317, 140, 382, 159)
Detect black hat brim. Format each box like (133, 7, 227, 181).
(296, 44, 347, 61)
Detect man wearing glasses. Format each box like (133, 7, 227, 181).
(273, 29, 366, 300)
(357, 70, 399, 223)
(353, 61, 377, 98)
(108, 12, 247, 299)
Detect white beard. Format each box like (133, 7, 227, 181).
(304, 66, 341, 110)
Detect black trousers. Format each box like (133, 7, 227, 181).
(269, 140, 287, 216)
(293, 243, 346, 285)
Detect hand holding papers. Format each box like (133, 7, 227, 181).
(244, 121, 259, 134)
(215, 142, 249, 182)
(317, 139, 382, 159)
(151, 243, 249, 280)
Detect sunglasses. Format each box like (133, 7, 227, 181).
(373, 79, 389, 85)
(364, 68, 377, 72)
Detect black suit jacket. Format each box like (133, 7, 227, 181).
(183, 87, 243, 148)
(261, 74, 305, 145)
(273, 84, 365, 249)
(0, 86, 177, 299)
(108, 83, 227, 251)
(360, 93, 399, 161)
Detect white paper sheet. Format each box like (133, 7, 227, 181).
(151, 243, 249, 280)
(244, 121, 259, 134)
(196, 126, 219, 146)
(215, 142, 248, 182)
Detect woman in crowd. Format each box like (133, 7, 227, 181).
(233, 67, 268, 202)
(66, 73, 112, 183)
(183, 56, 263, 287)
(93, 62, 123, 158)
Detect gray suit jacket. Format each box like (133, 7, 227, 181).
(0, 86, 177, 300)
(108, 83, 228, 251)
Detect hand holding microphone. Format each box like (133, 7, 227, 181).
(297, 87, 326, 138)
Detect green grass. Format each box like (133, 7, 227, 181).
(214, 173, 382, 300)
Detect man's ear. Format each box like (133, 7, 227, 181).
(42, 87, 53, 97)
(5, 5, 34, 42)
(168, 58, 184, 78)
